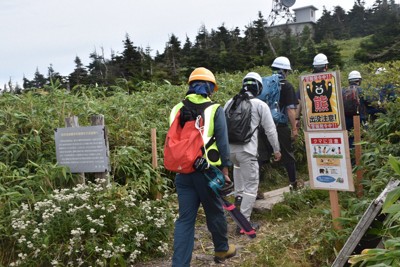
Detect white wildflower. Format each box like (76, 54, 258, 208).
(134, 232, 147, 246)
(95, 259, 105, 266)
(18, 253, 27, 260)
(129, 250, 142, 263)
(27, 241, 34, 248)
(106, 204, 116, 213)
(33, 248, 41, 258)
(17, 235, 26, 244)
(157, 241, 169, 254)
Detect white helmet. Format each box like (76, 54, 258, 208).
(313, 53, 329, 66)
(271, 56, 292, 70)
(375, 67, 386, 74)
(243, 72, 262, 85)
(348, 70, 362, 80)
(243, 72, 263, 96)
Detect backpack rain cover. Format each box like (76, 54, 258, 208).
(342, 85, 360, 117)
(258, 75, 288, 124)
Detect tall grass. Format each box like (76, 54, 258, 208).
(1, 50, 399, 265)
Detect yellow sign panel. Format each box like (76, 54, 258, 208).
(300, 71, 344, 131)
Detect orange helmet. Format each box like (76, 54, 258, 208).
(188, 67, 218, 91)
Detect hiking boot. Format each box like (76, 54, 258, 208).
(235, 223, 260, 235)
(289, 181, 298, 191)
(251, 222, 260, 231)
(214, 244, 237, 263)
(256, 191, 265, 200)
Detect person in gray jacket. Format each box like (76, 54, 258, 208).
(224, 72, 281, 233)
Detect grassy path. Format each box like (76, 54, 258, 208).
(136, 185, 335, 267)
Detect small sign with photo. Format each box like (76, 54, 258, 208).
(304, 131, 354, 191)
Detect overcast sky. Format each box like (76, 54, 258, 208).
(0, 0, 380, 87)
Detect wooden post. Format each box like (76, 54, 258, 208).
(353, 115, 364, 198)
(91, 115, 110, 185)
(151, 128, 162, 200)
(329, 190, 342, 230)
(65, 116, 86, 184)
(151, 128, 158, 168)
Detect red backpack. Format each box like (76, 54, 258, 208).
(164, 100, 213, 174)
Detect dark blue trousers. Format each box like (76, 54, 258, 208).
(172, 171, 229, 267)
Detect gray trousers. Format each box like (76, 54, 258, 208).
(230, 151, 259, 222)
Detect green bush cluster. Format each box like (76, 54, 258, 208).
(5, 182, 176, 266)
(0, 86, 182, 266)
(330, 61, 400, 266)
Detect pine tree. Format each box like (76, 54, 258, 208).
(22, 75, 34, 89)
(295, 26, 316, 71)
(47, 64, 63, 86)
(114, 34, 143, 82)
(163, 34, 182, 84)
(69, 56, 88, 88)
(346, 1, 368, 37)
(314, 8, 336, 42)
(243, 12, 273, 67)
(355, 0, 400, 62)
(32, 68, 47, 88)
(87, 49, 107, 85)
(189, 25, 213, 71)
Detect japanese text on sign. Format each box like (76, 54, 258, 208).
(300, 71, 343, 131)
(55, 126, 110, 173)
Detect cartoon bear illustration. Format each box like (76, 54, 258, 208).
(306, 80, 333, 113)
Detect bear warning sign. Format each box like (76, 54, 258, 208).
(299, 71, 345, 131)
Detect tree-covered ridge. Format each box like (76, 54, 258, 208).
(4, 0, 399, 93)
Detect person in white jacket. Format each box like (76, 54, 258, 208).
(224, 72, 281, 234)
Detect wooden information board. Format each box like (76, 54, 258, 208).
(55, 125, 110, 173)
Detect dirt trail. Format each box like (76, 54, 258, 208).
(135, 186, 292, 267)
(136, 221, 272, 267)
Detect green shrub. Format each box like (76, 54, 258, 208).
(348, 156, 400, 266)
(3, 181, 176, 266)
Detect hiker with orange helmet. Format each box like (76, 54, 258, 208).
(170, 67, 236, 266)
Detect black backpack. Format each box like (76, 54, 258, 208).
(342, 85, 360, 117)
(225, 93, 256, 144)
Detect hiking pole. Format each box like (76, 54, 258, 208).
(203, 165, 256, 239)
